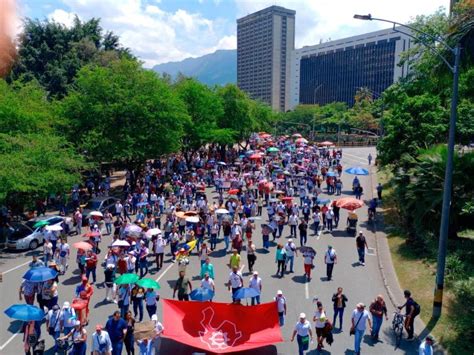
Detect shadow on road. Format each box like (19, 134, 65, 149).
(331, 230, 352, 238)
(291, 275, 307, 284)
(61, 275, 82, 285)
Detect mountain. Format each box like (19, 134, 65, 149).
(152, 49, 236, 86)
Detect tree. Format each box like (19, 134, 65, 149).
(61, 59, 187, 168)
(8, 17, 131, 98)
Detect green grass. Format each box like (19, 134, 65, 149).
(379, 169, 472, 354)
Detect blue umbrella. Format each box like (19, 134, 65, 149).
(234, 287, 260, 299)
(23, 267, 58, 282)
(4, 304, 45, 321)
(326, 171, 337, 177)
(345, 167, 369, 175)
(190, 287, 214, 302)
(316, 198, 331, 205)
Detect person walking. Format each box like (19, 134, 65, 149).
(284, 239, 297, 273)
(153, 236, 166, 270)
(200, 273, 216, 301)
(356, 231, 369, 266)
(60, 321, 87, 355)
(246, 240, 257, 273)
(290, 313, 313, 355)
(332, 287, 348, 331)
(124, 311, 135, 355)
(227, 266, 243, 304)
(104, 211, 113, 235)
(144, 288, 159, 319)
(131, 284, 145, 322)
(229, 249, 241, 270)
(200, 257, 215, 280)
(274, 290, 287, 326)
(198, 243, 210, 267)
(249, 271, 262, 305)
(419, 335, 434, 355)
(302, 249, 315, 281)
(398, 290, 420, 341)
(46, 304, 62, 351)
(298, 219, 308, 246)
(324, 246, 337, 281)
(91, 324, 112, 355)
(369, 295, 388, 340)
(325, 208, 334, 232)
(351, 303, 372, 355)
(173, 271, 192, 301)
(104, 264, 116, 303)
(313, 301, 328, 351)
(117, 284, 132, 319)
(376, 183, 383, 200)
(275, 244, 287, 278)
(138, 242, 149, 278)
(288, 212, 298, 237)
(85, 250, 98, 284)
(105, 311, 127, 355)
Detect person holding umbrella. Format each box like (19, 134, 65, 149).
(144, 287, 159, 319)
(200, 272, 216, 301)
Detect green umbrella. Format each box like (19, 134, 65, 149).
(267, 147, 279, 153)
(136, 278, 161, 289)
(33, 220, 49, 228)
(115, 273, 139, 285)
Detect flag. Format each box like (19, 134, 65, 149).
(162, 299, 283, 353)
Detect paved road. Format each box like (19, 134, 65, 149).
(0, 147, 421, 354)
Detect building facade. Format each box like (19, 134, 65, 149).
(289, 28, 412, 108)
(237, 6, 295, 112)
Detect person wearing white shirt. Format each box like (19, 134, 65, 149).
(284, 239, 298, 273)
(313, 301, 327, 351)
(419, 335, 434, 355)
(351, 303, 372, 355)
(227, 267, 243, 304)
(153, 236, 167, 270)
(324, 246, 337, 281)
(91, 324, 112, 355)
(274, 290, 287, 326)
(288, 213, 298, 237)
(200, 273, 215, 301)
(291, 313, 313, 355)
(248, 271, 262, 305)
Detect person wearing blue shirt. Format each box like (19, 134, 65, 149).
(105, 311, 127, 355)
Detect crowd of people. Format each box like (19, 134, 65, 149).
(13, 133, 432, 355)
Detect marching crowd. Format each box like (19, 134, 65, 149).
(13, 133, 433, 355)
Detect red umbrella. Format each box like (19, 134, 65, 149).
(249, 154, 263, 160)
(228, 189, 239, 195)
(83, 231, 100, 238)
(281, 197, 293, 202)
(335, 197, 364, 211)
(73, 241, 93, 251)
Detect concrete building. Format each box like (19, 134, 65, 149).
(289, 28, 413, 108)
(237, 6, 295, 112)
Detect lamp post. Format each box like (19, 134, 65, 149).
(354, 13, 461, 318)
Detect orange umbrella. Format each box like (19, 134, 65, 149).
(175, 211, 186, 219)
(249, 153, 263, 160)
(83, 231, 100, 238)
(73, 241, 93, 251)
(228, 189, 239, 195)
(184, 211, 198, 216)
(335, 197, 364, 211)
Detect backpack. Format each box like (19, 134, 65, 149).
(413, 301, 421, 316)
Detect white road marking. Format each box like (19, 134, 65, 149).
(305, 282, 309, 299)
(1, 260, 31, 275)
(0, 330, 20, 351)
(155, 263, 174, 282)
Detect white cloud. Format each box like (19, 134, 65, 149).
(47, 9, 76, 27)
(235, 0, 448, 48)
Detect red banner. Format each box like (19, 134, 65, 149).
(162, 299, 283, 353)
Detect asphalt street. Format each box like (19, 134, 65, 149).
(0, 147, 422, 354)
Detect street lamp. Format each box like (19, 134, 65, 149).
(354, 13, 462, 318)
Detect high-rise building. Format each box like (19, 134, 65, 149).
(237, 6, 295, 112)
(289, 28, 412, 108)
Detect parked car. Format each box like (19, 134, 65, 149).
(6, 216, 73, 251)
(81, 197, 119, 224)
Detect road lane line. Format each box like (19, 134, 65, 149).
(155, 263, 174, 282)
(343, 152, 369, 163)
(1, 260, 31, 275)
(0, 331, 20, 351)
(305, 282, 309, 299)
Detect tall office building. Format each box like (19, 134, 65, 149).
(289, 28, 412, 108)
(237, 6, 295, 112)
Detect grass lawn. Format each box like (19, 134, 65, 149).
(379, 170, 472, 354)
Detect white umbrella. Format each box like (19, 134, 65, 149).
(89, 211, 103, 218)
(249, 216, 262, 221)
(45, 224, 63, 231)
(146, 228, 162, 237)
(215, 208, 230, 215)
(111, 240, 130, 247)
(186, 216, 200, 223)
(125, 224, 142, 234)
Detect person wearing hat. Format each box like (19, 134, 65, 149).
(291, 313, 313, 355)
(419, 335, 434, 355)
(274, 290, 287, 326)
(284, 239, 298, 273)
(151, 314, 164, 355)
(351, 303, 372, 355)
(59, 320, 87, 355)
(59, 301, 76, 336)
(91, 324, 112, 355)
(46, 304, 62, 350)
(324, 245, 337, 281)
(249, 271, 262, 305)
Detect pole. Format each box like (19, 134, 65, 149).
(433, 44, 461, 318)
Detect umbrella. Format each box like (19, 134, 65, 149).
(267, 147, 280, 153)
(215, 208, 230, 215)
(177, 240, 197, 253)
(345, 167, 369, 175)
(33, 220, 49, 228)
(261, 224, 275, 231)
(217, 162, 227, 166)
(248, 216, 261, 221)
(292, 133, 302, 138)
(316, 198, 331, 205)
(88, 211, 103, 218)
(136, 202, 148, 207)
(45, 224, 63, 231)
(281, 197, 293, 202)
(190, 287, 215, 302)
(111, 240, 130, 247)
(136, 278, 161, 289)
(300, 246, 316, 254)
(23, 267, 58, 282)
(175, 211, 186, 219)
(228, 189, 239, 195)
(319, 141, 334, 146)
(186, 216, 200, 223)
(83, 231, 100, 238)
(115, 273, 139, 285)
(326, 171, 337, 177)
(249, 154, 263, 160)
(4, 304, 45, 321)
(295, 138, 309, 144)
(335, 197, 364, 211)
(146, 228, 162, 237)
(125, 224, 142, 234)
(234, 287, 259, 299)
(73, 241, 93, 251)
(184, 211, 198, 216)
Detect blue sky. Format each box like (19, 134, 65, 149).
(17, 0, 449, 67)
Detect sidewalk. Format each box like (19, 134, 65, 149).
(369, 164, 445, 354)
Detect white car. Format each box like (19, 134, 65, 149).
(6, 216, 74, 251)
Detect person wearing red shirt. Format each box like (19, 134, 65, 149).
(85, 250, 98, 284)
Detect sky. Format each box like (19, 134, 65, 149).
(16, 0, 449, 68)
